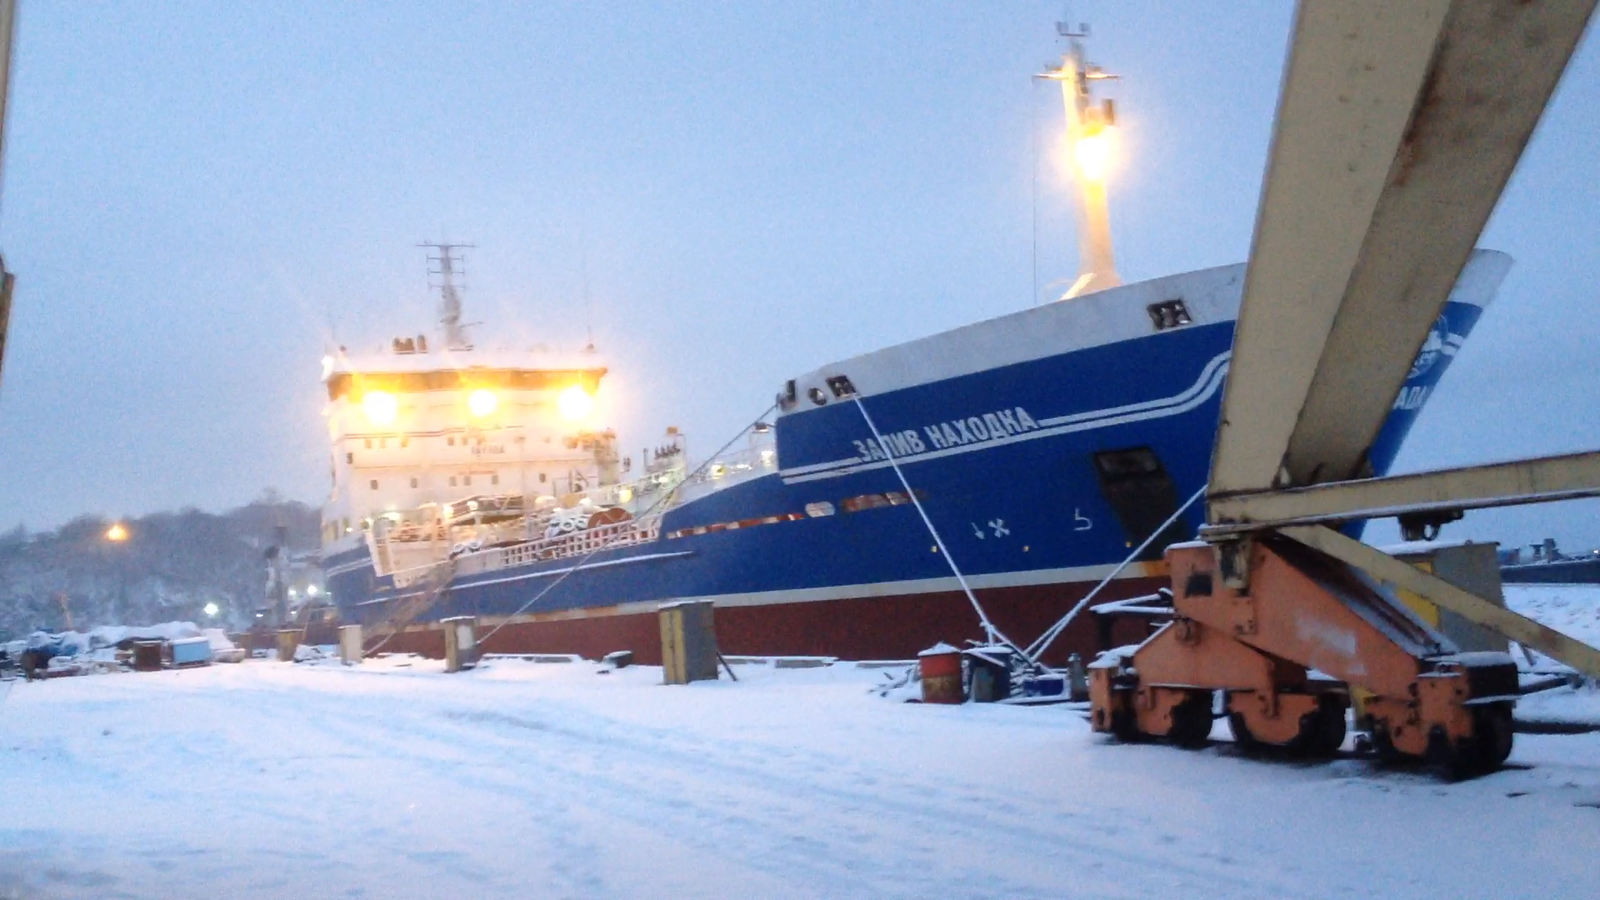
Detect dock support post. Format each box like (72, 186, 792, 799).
(442, 616, 478, 673)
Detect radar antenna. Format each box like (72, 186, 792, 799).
(419, 240, 476, 350)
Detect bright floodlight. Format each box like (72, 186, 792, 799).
(468, 388, 499, 418)
(307, 584, 320, 597)
(1074, 127, 1115, 182)
(105, 523, 129, 542)
(558, 384, 595, 421)
(362, 390, 399, 426)
(203, 602, 219, 617)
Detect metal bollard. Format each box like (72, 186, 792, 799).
(1068, 652, 1088, 701)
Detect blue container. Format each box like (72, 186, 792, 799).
(170, 637, 212, 667)
(1020, 673, 1067, 698)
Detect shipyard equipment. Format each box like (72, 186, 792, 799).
(0, 0, 19, 388)
(1089, 0, 1600, 777)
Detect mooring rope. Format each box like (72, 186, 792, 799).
(470, 402, 780, 650)
(850, 393, 1028, 656)
(1024, 483, 1207, 661)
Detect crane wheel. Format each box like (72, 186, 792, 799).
(1471, 703, 1515, 772)
(1108, 705, 1143, 743)
(1227, 693, 1346, 758)
(1167, 691, 1214, 749)
(1425, 703, 1516, 780)
(1292, 695, 1348, 757)
(1228, 710, 1262, 753)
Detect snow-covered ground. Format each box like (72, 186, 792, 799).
(1, 649, 1598, 900)
(1506, 583, 1600, 726)
(1506, 583, 1600, 648)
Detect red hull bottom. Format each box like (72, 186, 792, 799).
(381, 578, 1167, 667)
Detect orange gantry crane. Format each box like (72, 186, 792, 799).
(1089, 0, 1600, 777)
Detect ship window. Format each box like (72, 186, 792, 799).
(448, 436, 456, 446)
(410, 477, 419, 489)
(379, 438, 387, 449)
(1147, 300, 1192, 331)
(842, 494, 890, 513)
(805, 501, 835, 517)
(365, 438, 372, 449)
(826, 375, 857, 398)
(464, 475, 472, 486)
(841, 489, 927, 513)
(491, 473, 499, 485)
(345, 452, 353, 464)
(401, 437, 409, 448)
(369, 479, 378, 491)
(1091, 446, 1186, 561)
(539, 473, 547, 483)
(449, 476, 457, 487)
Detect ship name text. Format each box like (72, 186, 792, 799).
(851, 407, 1040, 462)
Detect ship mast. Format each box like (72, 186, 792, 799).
(1042, 22, 1121, 300)
(420, 240, 475, 350)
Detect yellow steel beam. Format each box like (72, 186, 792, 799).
(1283, 524, 1600, 679)
(0, 0, 16, 389)
(1211, 0, 1596, 501)
(1208, 450, 1600, 533)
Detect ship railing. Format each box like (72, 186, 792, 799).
(688, 443, 778, 489)
(483, 517, 663, 570)
(389, 516, 663, 586)
(574, 467, 688, 511)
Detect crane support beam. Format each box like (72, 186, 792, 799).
(1282, 524, 1600, 678)
(1206, 450, 1600, 534)
(1210, 0, 1597, 500)
(0, 0, 16, 390)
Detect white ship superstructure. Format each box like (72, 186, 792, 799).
(323, 244, 645, 580)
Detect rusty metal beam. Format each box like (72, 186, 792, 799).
(1206, 450, 1600, 534)
(1283, 524, 1600, 679)
(1210, 0, 1596, 502)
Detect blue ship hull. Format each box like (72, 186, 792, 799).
(327, 255, 1509, 662)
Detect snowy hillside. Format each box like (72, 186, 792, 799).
(0, 498, 318, 637)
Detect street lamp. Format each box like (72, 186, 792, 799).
(105, 522, 129, 542)
(203, 601, 219, 618)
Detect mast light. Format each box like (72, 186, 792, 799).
(1074, 126, 1116, 183)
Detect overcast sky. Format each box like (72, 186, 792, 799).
(0, 2, 1597, 552)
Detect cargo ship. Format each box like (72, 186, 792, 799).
(321, 29, 1511, 663)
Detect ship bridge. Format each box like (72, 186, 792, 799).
(321, 341, 617, 549)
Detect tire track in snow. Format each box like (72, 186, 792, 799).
(338, 689, 1325, 900)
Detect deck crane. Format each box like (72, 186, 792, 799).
(1089, 0, 1600, 777)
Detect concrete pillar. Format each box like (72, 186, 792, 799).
(275, 629, 300, 663)
(442, 616, 478, 673)
(339, 624, 363, 665)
